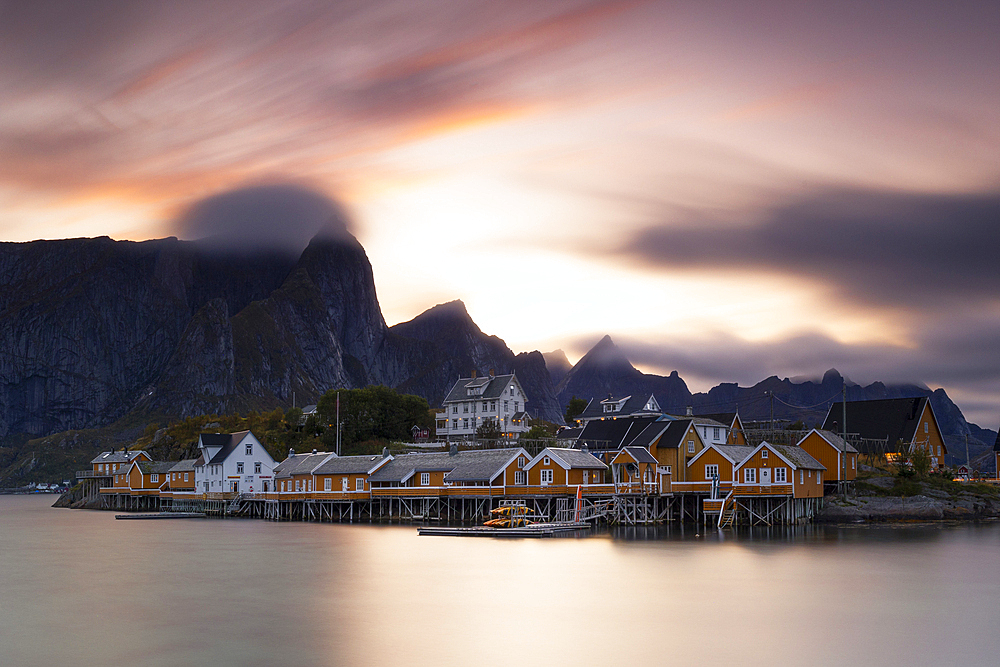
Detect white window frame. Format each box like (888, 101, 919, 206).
(705, 464, 719, 480)
(151, 474, 158, 483)
(774, 467, 787, 483)
(543, 456, 550, 465)
(246, 443, 253, 456)
(237, 461, 244, 474)
(324, 477, 331, 492)
(356, 478, 364, 492)
(420, 472, 430, 486)
(514, 470, 526, 485)
(799, 470, 804, 484)
(687, 440, 695, 453)
(540, 469, 554, 485)
(518, 457, 526, 469)
(744, 468, 757, 484)
(254, 462, 261, 474)
(761, 449, 768, 459)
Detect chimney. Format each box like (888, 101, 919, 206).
(312, 448, 317, 455)
(449, 443, 458, 456)
(288, 447, 295, 459)
(489, 368, 495, 378)
(382, 446, 390, 458)
(582, 443, 589, 454)
(685, 406, 693, 416)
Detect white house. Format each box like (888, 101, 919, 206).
(436, 372, 530, 441)
(193, 430, 277, 494)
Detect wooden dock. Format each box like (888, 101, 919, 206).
(115, 512, 207, 520)
(418, 522, 591, 538)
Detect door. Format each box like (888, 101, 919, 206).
(760, 467, 771, 486)
(232, 481, 239, 494)
(342, 477, 349, 492)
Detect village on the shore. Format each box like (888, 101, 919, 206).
(73, 370, 997, 528)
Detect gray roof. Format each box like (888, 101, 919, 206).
(618, 446, 658, 464)
(91, 450, 148, 464)
(806, 429, 858, 454)
(543, 447, 608, 470)
(689, 416, 728, 428)
(273, 452, 334, 478)
(765, 443, 826, 470)
(313, 454, 389, 476)
(556, 427, 583, 441)
(442, 374, 520, 404)
(444, 449, 525, 483)
(369, 449, 525, 484)
(167, 459, 198, 473)
(708, 445, 756, 465)
(137, 461, 175, 475)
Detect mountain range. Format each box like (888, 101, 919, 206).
(1, 232, 995, 470)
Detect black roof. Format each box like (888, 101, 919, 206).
(199, 430, 252, 464)
(655, 419, 696, 450)
(822, 398, 930, 451)
(576, 415, 661, 452)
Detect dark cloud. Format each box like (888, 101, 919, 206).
(619, 189, 1000, 308)
(593, 312, 1000, 426)
(175, 183, 352, 254)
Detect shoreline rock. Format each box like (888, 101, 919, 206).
(816, 494, 1000, 523)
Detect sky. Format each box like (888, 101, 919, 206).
(1, 0, 998, 425)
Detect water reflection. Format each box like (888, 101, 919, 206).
(1, 496, 998, 667)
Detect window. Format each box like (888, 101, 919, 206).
(924, 422, 928, 434)
(662, 466, 672, 475)
(356, 478, 364, 492)
(281, 481, 286, 491)
(482, 402, 488, 411)
(452, 406, 457, 414)
(463, 418, 469, 429)
(543, 456, 550, 465)
(714, 427, 720, 440)
(518, 457, 526, 469)
(540, 469, 554, 484)
(744, 468, 756, 484)
(246, 443, 253, 456)
(453, 419, 459, 428)
(514, 401, 519, 412)
(491, 401, 496, 411)
(296, 479, 301, 492)
(687, 440, 695, 453)
(817, 472, 822, 484)
(937, 446, 941, 456)
(324, 478, 331, 492)
(774, 467, 787, 483)
(514, 470, 526, 485)
(761, 449, 768, 459)
(799, 470, 804, 484)
(237, 462, 244, 474)
(151, 474, 158, 483)
(504, 400, 509, 411)
(852, 458, 856, 470)
(420, 472, 430, 486)
(705, 464, 719, 480)
(254, 462, 261, 474)
(463, 404, 469, 413)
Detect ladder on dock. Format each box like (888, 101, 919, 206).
(717, 491, 735, 528)
(227, 493, 246, 515)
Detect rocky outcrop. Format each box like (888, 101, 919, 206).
(816, 494, 1000, 522)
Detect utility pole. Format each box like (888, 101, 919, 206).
(768, 391, 774, 436)
(336, 390, 341, 456)
(842, 381, 848, 499)
(966, 433, 970, 472)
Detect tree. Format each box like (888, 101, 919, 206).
(911, 444, 932, 477)
(316, 386, 433, 449)
(476, 419, 502, 441)
(564, 396, 587, 424)
(522, 424, 550, 441)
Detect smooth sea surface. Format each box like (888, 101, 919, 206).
(1, 495, 999, 667)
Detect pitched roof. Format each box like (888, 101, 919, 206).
(696, 412, 738, 427)
(577, 394, 661, 421)
(313, 454, 389, 475)
(556, 427, 583, 441)
(655, 419, 696, 450)
(543, 447, 608, 470)
(200, 430, 252, 464)
(444, 449, 525, 483)
(802, 429, 858, 453)
(137, 461, 175, 475)
(711, 445, 756, 465)
(619, 446, 658, 464)
(625, 421, 673, 450)
(763, 443, 826, 470)
(822, 398, 930, 449)
(577, 415, 662, 452)
(90, 450, 148, 464)
(167, 459, 198, 473)
(368, 451, 462, 483)
(274, 452, 334, 478)
(442, 374, 520, 403)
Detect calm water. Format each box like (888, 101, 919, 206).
(1, 495, 998, 667)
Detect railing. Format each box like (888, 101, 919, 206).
(205, 492, 237, 501)
(733, 484, 793, 496)
(76, 470, 111, 479)
(371, 487, 443, 498)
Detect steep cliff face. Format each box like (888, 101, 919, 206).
(388, 301, 563, 423)
(556, 335, 692, 412)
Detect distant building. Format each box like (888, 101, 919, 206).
(573, 394, 662, 424)
(436, 371, 529, 440)
(823, 397, 947, 468)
